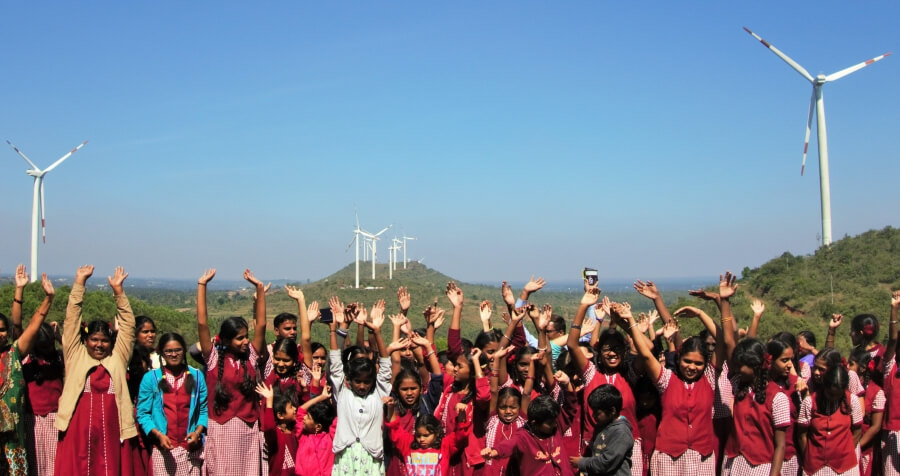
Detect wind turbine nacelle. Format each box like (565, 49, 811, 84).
(816, 73, 827, 84)
(26, 170, 43, 177)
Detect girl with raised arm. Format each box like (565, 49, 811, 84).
(569, 287, 643, 475)
(54, 266, 138, 475)
(618, 273, 730, 476)
(1, 267, 54, 475)
(196, 268, 268, 476)
(136, 332, 208, 476)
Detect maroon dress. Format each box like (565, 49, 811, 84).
(55, 365, 134, 476)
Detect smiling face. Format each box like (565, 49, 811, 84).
(302, 411, 321, 433)
(498, 395, 521, 424)
(86, 332, 112, 360)
(228, 327, 250, 355)
(599, 345, 622, 370)
(273, 351, 296, 377)
(397, 377, 421, 408)
(161, 339, 185, 368)
(678, 351, 706, 381)
(311, 347, 327, 369)
(136, 322, 157, 351)
(771, 347, 794, 379)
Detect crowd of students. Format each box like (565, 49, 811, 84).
(0, 263, 899, 476)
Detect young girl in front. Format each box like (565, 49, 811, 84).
(483, 344, 535, 476)
(386, 409, 470, 476)
(721, 338, 790, 476)
(55, 265, 138, 475)
(766, 337, 803, 476)
(136, 332, 208, 476)
(882, 290, 900, 476)
(328, 300, 394, 475)
(196, 268, 268, 476)
(2, 266, 54, 475)
(293, 385, 337, 476)
(23, 321, 64, 476)
(849, 347, 884, 476)
(798, 364, 863, 476)
(264, 338, 304, 396)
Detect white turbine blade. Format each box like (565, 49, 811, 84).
(801, 90, 815, 176)
(743, 27, 815, 83)
(40, 179, 47, 243)
(44, 140, 87, 173)
(6, 140, 40, 170)
(373, 225, 391, 237)
(826, 52, 892, 82)
(355, 210, 360, 229)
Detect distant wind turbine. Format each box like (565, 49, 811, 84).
(402, 236, 416, 269)
(346, 213, 391, 287)
(7, 140, 87, 281)
(743, 27, 890, 246)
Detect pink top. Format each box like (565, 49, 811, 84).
(293, 407, 337, 476)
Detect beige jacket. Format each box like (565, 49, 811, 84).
(54, 283, 137, 440)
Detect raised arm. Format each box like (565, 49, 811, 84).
(634, 280, 675, 325)
(747, 298, 765, 338)
(109, 266, 135, 363)
(11, 264, 29, 338)
(243, 269, 267, 353)
(825, 313, 842, 350)
(447, 281, 464, 334)
(886, 291, 900, 365)
(286, 285, 311, 365)
(197, 269, 216, 359)
(568, 287, 601, 374)
(616, 302, 661, 381)
(16, 273, 54, 355)
(479, 300, 493, 333)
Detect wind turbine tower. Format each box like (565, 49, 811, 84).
(402, 236, 416, 269)
(349, 215, 389, 288)
(743, 27, 890, 246)
(7, 140, 88, 281)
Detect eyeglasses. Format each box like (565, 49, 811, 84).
(163, 349, 184, 356)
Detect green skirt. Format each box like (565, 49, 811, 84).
(332, 441, 384, 476)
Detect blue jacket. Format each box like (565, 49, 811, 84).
(136, 366, 208, 438)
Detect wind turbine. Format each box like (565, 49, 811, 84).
(391, 237, 402, 271)
(7, 140, 88, 282)
(401, 236, 416, 269)
(361, 226, 390, 280)
(743, 27, 890, 246)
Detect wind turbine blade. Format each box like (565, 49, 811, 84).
(825, 52, 892, 82)
(743, 27, 815, 83)
(346, 235, 357, 251)
(374, 225, 391, 237)
(40, 180, 46, 243)
(801, 90, 815, 176)
(355, 210, 360, 229)
(44, 140, 87, 173)
(6, 140, 40, 170)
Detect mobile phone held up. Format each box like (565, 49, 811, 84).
(320, 308, 334, 324)
(583, 268, 598, 286)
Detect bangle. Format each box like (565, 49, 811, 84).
(721, 317, 733, 323)
(336, 329, 348, 338)
(537, 347, 547, 352)
(571, 324, 582, 330)
(892, 321, 898, 324)
(13, 298, 23, 304)
(500, 334, 510, 343)
(197, 283, 206, 286)
(628, 322, 639, 330)
(424, 350, 435, 359)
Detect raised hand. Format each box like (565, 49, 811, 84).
(253, 282, 271, 301)
(526, 303, 541, 320)
(530, 351, 545, 362)
(501, 281, 516, 306)
(432, 309, 446, 329)
(285, 285, 305, 302)
(369, 300, 386, 329)
(75, 265, 95, 285)
(500, 311, 511, 326)
(397, 287, 411, 313)
(688, 288, 720, 302)
(511, 306, 527, 324)
(310, 363, 323, 382)
(41, 273, 55, 297)
(718, 271, 739, 299)
(493, 345, 516, 360)
(198, 268, 216, 285)
(750, 298, 765, 316)
(647, 309, 660, 327)
(387, 337, 411, 354)
(636, 315, 650, 334)
(673, 306, 704, 319)
(479, 300, 493, 324)
(410, 333, 430, 349)
(524, 276, 546, 293)
(581, 287, 601, 306)
(662, 322, 679, 340)
(107, 266, 128, 294)
(255, 382, 274, 400)
(892, 290, 900, 308)
(14, 264, 28, 288)
(595, 296, 612, 320)
(445, 282, 464, 308)
(554, 370, 571, 387)
(536, 305, 551, 330)
(633, 280, 660, 300)
(830, 313, 844, 329)
(353, 306, 368, 327)
(243, 269, 263, 288)
(307, 301, 321, 323)
(328, 296, 345, 322)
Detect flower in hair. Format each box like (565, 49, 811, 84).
(841, 357, 848, 369)
(762, 354, 773, 370)
(867, 359, 876, 373)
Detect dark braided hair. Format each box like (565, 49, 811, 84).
(816, 364, 851, 416)
(849, 347, 873, 389)
(771, 331, 801, 377)
(733, 338, 767, 404)
(213, 316, 256, 415)
(128, 316, 157, 401)
(24, 323, 64, 385)
(451, 351, 478, 404)
(156, 333, 195, 394)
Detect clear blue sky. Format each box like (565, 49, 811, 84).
(1, 2, 897, 284)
